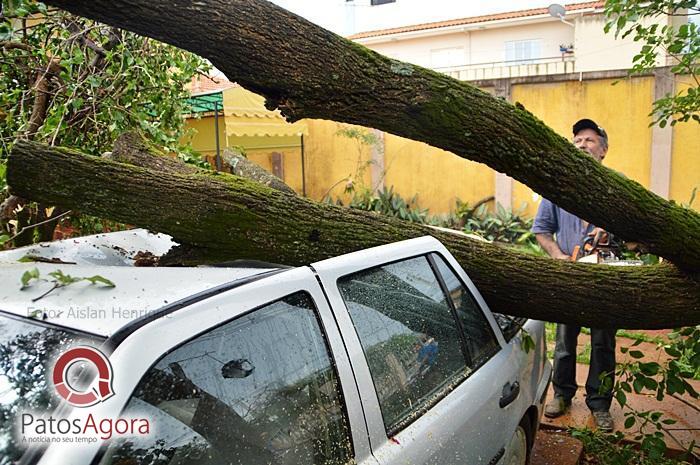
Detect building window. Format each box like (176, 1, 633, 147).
(371, 0, 395, 5)
(504, 39, 542, 64)
(430, 47, 465, 69)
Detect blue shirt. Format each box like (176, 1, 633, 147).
(532, 198, 594, 256)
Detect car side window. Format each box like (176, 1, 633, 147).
(98, 292, 352, 465)
(337, 256, 469, 435)
(431, 253, 500, 367)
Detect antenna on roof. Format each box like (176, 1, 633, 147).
(548, 3, 574, 27)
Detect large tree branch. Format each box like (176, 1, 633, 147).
(42, 0, 700, 271)
(7, 141, 700, 329)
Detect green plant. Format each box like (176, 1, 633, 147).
(59, 213, 128, 237)
(687, 187, 697, 208)
(604, 0, 699, 127)
(572, 428, 688, 465)
(0, 159, 6, 191)
(0, 0, 209, 245)
(457, 202, 543, 253)
(330, 186, 431, 224)
(330, 125, 383, 195)
(607, 326, 700, 460)
(20, 267, 115, 302)
(335, 126, 381, 147)
(520, 329, 536, 353)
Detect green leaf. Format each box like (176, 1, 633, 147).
(20, 268, 41, 289)
(624, 416, 636, 429)
(629, 350, 645, 359)
(633, 378, 644, 393)
(0, 234, 10, 246)
(664, 346, 681, 357)
(639, 362, 660, 376)
(643, 377, 658, 390)
(84, 275, 116, 287)
(615, 388, 627, 407)
(667, 375, 685, 395)
(48, 269, 81, 285)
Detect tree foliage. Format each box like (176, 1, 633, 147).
(0, 0, 208, 158)
(0, 0, 209, 245)
(604, 0, 700, 126)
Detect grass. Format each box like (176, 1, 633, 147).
(544, 322, 591, 365)
(545, 324, 668, 366)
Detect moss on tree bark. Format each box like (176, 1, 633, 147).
(7, 141, 699, 329)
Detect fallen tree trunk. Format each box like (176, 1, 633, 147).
(43, 0, 700, 271)
(7, 141, 699, 329)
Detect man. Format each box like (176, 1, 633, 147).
(531, 118, 616, 432)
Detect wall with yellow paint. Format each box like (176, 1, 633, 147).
(185, 75, 695, 219)
(383, 134, 494, 214)
(670, 77, 700, 208)
(183, 116, 226, 157)
(300, 120, 374, 203)
(510, 76, 655, 217)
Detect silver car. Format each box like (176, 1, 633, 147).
(0, 233, 550, 465)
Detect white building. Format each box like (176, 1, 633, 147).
(347, 1, 682, 80)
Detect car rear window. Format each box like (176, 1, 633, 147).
(0, 312, 104, 464)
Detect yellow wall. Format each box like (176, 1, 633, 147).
(183, 116, 226, 157)
(670, 77, 700, 208)
(301, 120, 374, 202)
(510, 76, 655, 217)
(383, 134, 494, 214)
(185, 75, 695, 218)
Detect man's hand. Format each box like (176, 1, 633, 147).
(588, 227, 609, 245)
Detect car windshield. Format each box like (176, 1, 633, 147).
(0, 312, 104, 464)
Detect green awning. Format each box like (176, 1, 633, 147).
(185, 91, 223, 113)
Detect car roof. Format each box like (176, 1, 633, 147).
(0, 263, 280, 338)
(0, 229, 177, 266)
(0, 230, 283, 338)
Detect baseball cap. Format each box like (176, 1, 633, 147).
(573, 118, 607, 140)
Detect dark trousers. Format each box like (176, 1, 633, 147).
(552, 324, 616, 412)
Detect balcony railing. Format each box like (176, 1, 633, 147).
(435, 55, 576, 81)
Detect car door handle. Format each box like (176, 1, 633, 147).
(499, 380, 520, 408)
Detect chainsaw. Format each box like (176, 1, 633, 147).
(571, 231, 642, 266)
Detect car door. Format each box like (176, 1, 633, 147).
(313, 236, 525, 465)
(38, 267, 378, 465)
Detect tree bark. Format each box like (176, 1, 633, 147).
(222, 148, 295, 195)
(42, 0, 700, 272)
(7, 141, 699, 329)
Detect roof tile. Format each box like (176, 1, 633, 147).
(348, 1, 605, 40)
